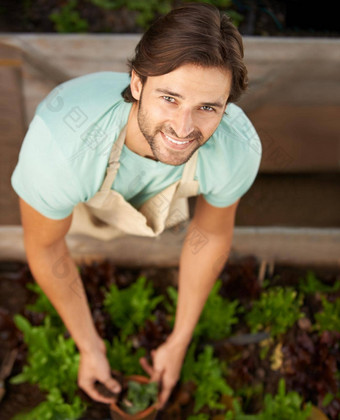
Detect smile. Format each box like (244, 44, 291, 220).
(164, 134, 192, 145)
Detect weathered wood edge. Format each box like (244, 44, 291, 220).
(1, 225, 339, 267)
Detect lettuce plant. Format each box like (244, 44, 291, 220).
(103, 276, 163, 338)
(181, 344, 233, 413)
(257, 379, 312, 420)
(106, 336, 146, 376)
(298, 271, 340, 294)
(11, 314, 86, 418)
(315, 297, 340, 333)
(245, 287, 305, 339)
(12, 388, 85, 420)
(225, 380, 311, 420)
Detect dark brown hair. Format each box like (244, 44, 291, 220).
(122, 2, 248, 104)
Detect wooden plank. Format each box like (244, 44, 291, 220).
(1, 226, 339, 267)
(0, 43, 26, 225)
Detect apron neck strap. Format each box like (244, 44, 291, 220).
(181, 149, 199, 183)
(101, 124, 127, 191)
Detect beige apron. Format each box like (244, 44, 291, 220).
(69, 125, 199, 240)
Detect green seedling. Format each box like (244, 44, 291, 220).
(120, 380, 158, 415)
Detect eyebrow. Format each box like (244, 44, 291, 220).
(155, 88, 225, 109)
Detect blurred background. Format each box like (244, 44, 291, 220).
(1, 0, 339, 36)
(0, 0, 339, 229)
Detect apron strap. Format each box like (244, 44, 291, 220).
(100, 124, 127, 192)
(181, 149, 199, 183)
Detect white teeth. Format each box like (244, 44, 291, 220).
(165, 134, 190, 145)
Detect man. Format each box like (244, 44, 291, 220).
(11, 3, 261, 410)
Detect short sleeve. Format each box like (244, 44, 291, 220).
(203, 145, 261, 208)
(201, 105, 262, 208)
(11, 115, 82, 219)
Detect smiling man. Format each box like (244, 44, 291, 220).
(126, 64, 232, 166)
(11, 3, 261, 411)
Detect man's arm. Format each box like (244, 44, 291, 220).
(141, 195, 239, 407)
(19, 197, 121, 403)
(172, 195, 239, 343)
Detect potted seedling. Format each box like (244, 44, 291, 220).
(110, 375, 158, 420)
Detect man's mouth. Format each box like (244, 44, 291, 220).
(161, 132, 195, 150)
(164, 134, 193, 145)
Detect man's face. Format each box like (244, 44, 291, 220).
(131, 64, 232, 166)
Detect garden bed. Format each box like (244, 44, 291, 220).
(0, 256, 339, 419)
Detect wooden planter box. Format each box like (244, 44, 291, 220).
(1, 226, 339, 270)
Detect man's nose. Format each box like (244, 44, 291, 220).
(172, 109, 195, 139)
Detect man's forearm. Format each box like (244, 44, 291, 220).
(170, 221, 234, 348)
(25, 239, 103, 354)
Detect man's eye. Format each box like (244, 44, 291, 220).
(163, 96, 175, 103)
(201, 106, 214, 112)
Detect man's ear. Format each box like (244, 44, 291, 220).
(130, 70, 143, 101)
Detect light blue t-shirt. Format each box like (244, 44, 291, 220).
(11, 72, 262, 220)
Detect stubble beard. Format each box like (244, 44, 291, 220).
(136, 96, 205, 166)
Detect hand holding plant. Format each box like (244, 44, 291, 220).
(140, 334, 188, 409)
(78, 339, 121, 404)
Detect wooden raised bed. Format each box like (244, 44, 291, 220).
(1, 225, 339, 268)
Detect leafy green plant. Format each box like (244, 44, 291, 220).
(315, 297, 340, 333)
(258, 379, 312, 420)
(12, 388, 85, 420)
(11, 315, 78, 395)
(298, 270, 340, 294)
(104, 276, 163, 338)
(106, 336, 146, 375)
(49, 0, 89, 33)
(245, 287, 305, 339)
(181, 344, 233, 413)
(11, 314, 86, 418)
(120, 380, 158, 415)
(225, 380, 311, 420)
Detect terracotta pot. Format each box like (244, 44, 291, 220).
(110, 375, 158, 420)
(307, 405, 329, 420)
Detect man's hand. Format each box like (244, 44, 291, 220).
(140, 335, 187, 409)
(78, 340, 121, 404)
